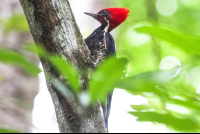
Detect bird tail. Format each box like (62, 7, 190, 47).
(102, 90, 114, 132)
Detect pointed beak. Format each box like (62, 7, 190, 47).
(84, 12, 98, 19)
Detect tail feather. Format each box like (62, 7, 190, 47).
(102, 90, 114, 132)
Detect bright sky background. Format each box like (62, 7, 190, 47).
(32, 0, 180, 132)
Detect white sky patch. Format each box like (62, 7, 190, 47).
(78, 92, 90, 107)
(109, 89, 151, 133)
(196, 86, 200, 94)
(166, 103, 190, 114)
(32, 63, 59, 133)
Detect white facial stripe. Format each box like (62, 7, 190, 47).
(102, 16, 109, 51)
(103, 32, 107, 50)
(103, 16, 109, 32)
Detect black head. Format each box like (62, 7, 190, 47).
(84, 10, 110, 24)
(99, 10, 110, 21)
(84, 8, 130, 32)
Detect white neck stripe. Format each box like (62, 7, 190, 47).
(103, 17, 109, 32)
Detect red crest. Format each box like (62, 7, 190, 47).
(99, 8, 130, 32)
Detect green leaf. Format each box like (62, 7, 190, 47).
(166, 97, 200, 112)
(129, 112, 200, 131)
(116, 65, 181, 94)
(131, 104, 151, 111)
(0, 127, 21, 133)
(0, 14, 29, 34)
(50, 56, 80, 93)
(23, 43, 38, 54)
(24, 43, 49, 59)
(0, 76, 1, 83)
(50, 75, 76, 101)
(135, 26, 200, 55)
(24, 44, 80, 93)
(88, 57, 128, 103)
(0, 47, 40, 75)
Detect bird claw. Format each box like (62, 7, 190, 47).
(91, 61, 97, 68)
(87, 56, 97, 68)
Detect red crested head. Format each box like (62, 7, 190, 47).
(84, 7, 130, 32)
(99, 8, 130, 32)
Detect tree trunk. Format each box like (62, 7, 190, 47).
(19, 0, 106, 133)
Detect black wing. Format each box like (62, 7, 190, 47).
(85, 29, 116, 131)
(105, 32, 116, 56)
(84, 28, 105, 62)
(103, 32, 116, 130)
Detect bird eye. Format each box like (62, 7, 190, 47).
(101, 10, 107, 14)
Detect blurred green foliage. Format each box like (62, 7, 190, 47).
(129, 112, 199, 132)
(104, 0, 200, 132)
(25, 44, 80, 94)
(1, 0, 200, 133)
(0, 14, 39, 75)
(0, 47, 40, 75)
(0, 14, 29, 34)
(135, 26, 200, 56)
(88, 57, 128, 102)
(50, 56, 80, 93)
(0, 127, 21, 133)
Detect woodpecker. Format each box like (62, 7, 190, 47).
(84, 8, 130, 130)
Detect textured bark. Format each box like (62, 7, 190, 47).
(19, 0, 106, 133)
(0, 0, 39, 132)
